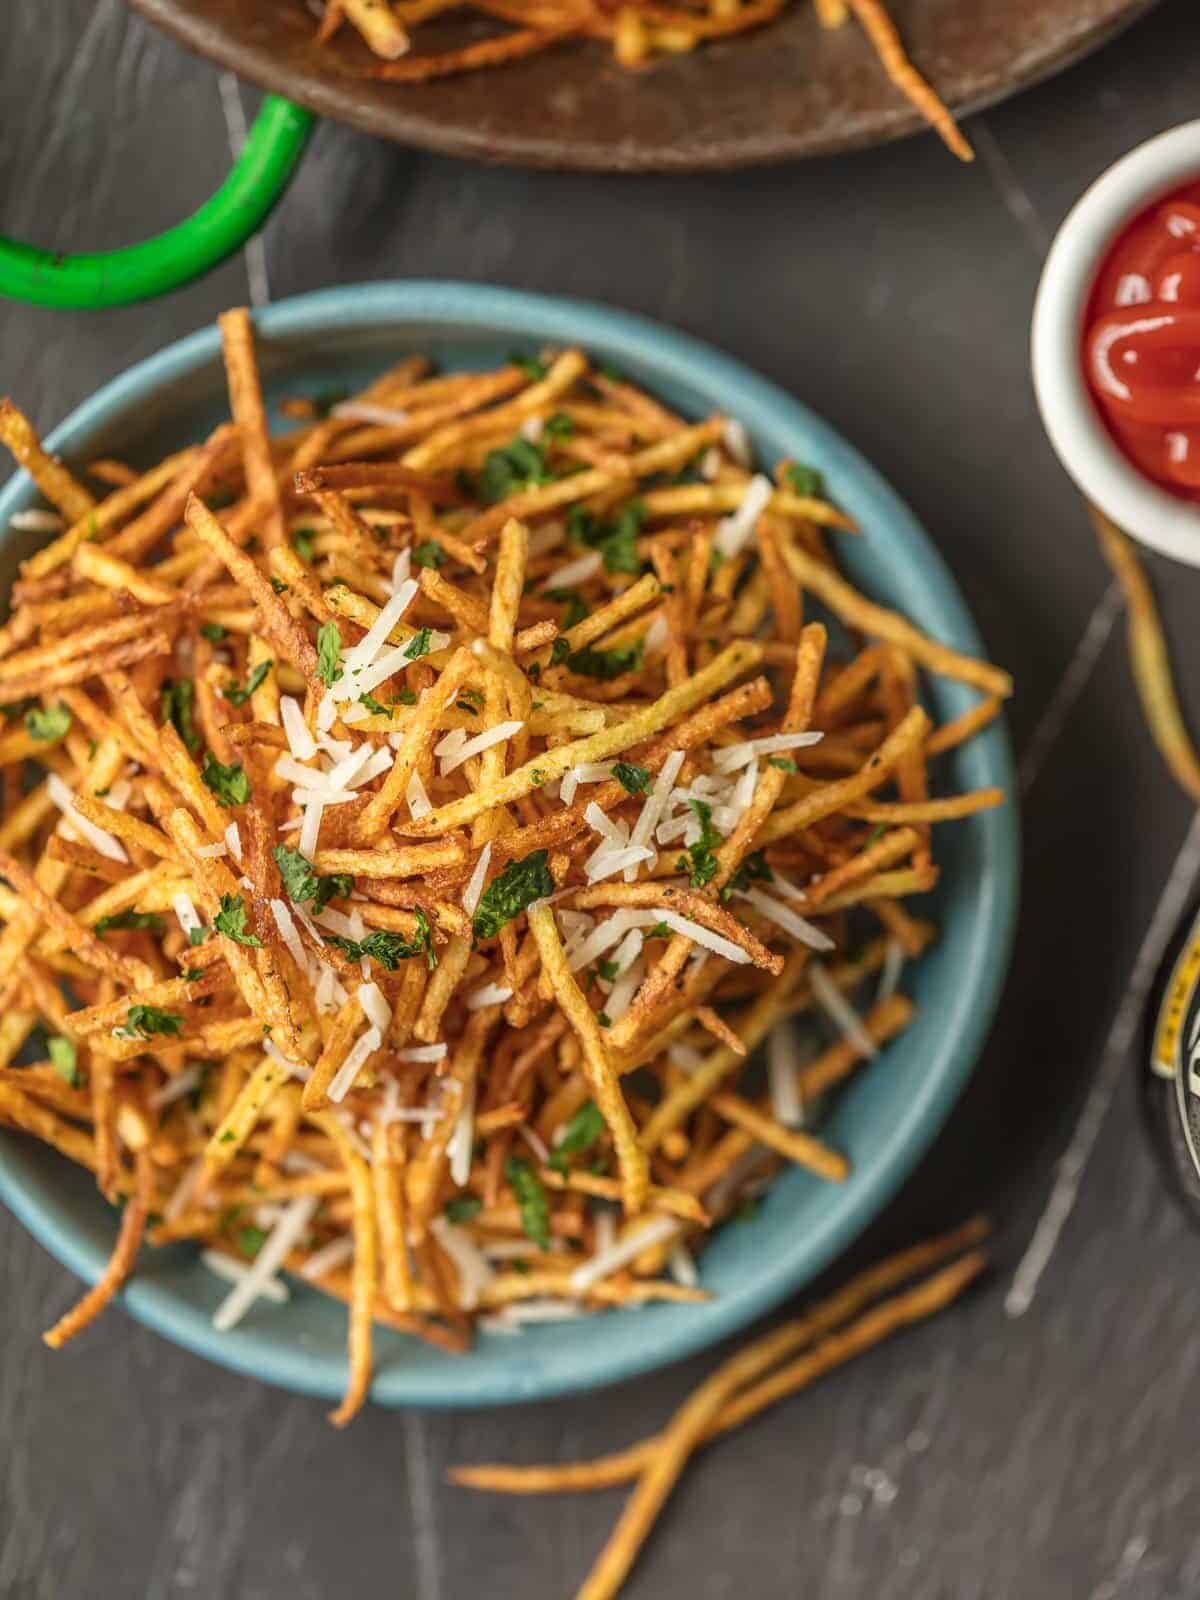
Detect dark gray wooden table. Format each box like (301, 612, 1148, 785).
(4, 4, 1200, 1594)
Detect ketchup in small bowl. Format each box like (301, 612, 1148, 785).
(1084, 182, 1200, 500)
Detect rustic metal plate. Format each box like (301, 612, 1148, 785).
(127, 0, 1157, 173)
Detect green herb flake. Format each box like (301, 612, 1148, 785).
(785, 463, 825, 499)
(213, 894, 262, 947)
(544, 586, 588, 630)
(24, 703, 71, 741)
(237, 1225, 268, 1259)
(403, 627, 433, 661)
(269, 576, 289, 595)
(95, 909, 166, 937)
(201, 752, 250, 808)
(161, 679, 201, 753)
(444, 1194, 483, 1225)
(612, 761, 651, 796)
(199, 622, 228, 643)
(293, 528, 316, 563)
(509, 351, 548, 382)
(566, 640, 644, 682)
(544, 412, 575, 439)
(272, 844, 352, 914)
(547, 1100, 605, 1174)
(479, 436, 552, 504)
(223, 659, 272, 708)
(472, 850, 555, 942)
(568, 500, 645, 575)
(183, 968, 205, 982)
(412, 540, 445, 570)
(684, 798, 723, 889)
(47, 1035, 79, 1087)
(645, 920, 671, 939)
(188, 926, 209, 947)
(504, 1156, 551, 1251)
(597, 1011, 613, 1029)
(316, 621, 343, 687)
(113, 1005, 184, 1041)
(330, 911, 436, 972)
(767, 756, 797, 773)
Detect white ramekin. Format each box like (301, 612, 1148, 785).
(1032, 121, 1200, 567)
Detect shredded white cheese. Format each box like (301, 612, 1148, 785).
(201, 1249, 290, 1303)
(570, 1215, 681, 1293)
(211, 1194, 318, 1331)
(300, 1236, 355, 1280)
(461, 842, 492, 916)
(740, 885, 835, 951)
(398, 1043, 448, 1063)
(766, 1018, 806, 1127)
(543, 549, 602, 589)
(9, 508, 65, 533)
(149, 1064, 204, 1111)
(46, 773, 128, 863)
(327, 1025, 384, 1104)
(330, 400, 411, 426)
(357, 981, 392, 1033)
(809, 961, 878, 1057)
(280, 696, 317, 760)
(713, 473, 773, 560)
(712, 730, 824, 773)
(468, 981, 513, 1010)
(171, 892, 202, 941)
(438, 720, 524, 777)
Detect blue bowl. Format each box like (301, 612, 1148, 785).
(0, 283, 1018, 1408)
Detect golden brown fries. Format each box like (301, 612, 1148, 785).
(0, 311, 1006, 1426)
(304, 0, 970, 160)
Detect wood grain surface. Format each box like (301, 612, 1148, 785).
(3, 4, 1200, 1595)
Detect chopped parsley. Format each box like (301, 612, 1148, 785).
(223, 659, 272, 707)
(161, 678, 200, 753)
(94, 909, 166, 937)
(472, 850, 554, 942)
(566, 640, 644, 681)
(597, 1011, 613, 1029)
(721, 850, 772, 901)
(213, 894, 262, 947)
(330, 911, 436, 971)
(544, 587, 589, 630)
(199, 622, 227, 642)
(201, 752, 250, 808)
(509, 351, 548, 381)
(269, 576, 288, 595)
(544, 411, 575, 439)
(24, 703, 71, 741)
(403, 627, 433, 661)
(684, 799, 723, 889)
(316, 621, 343, 687)
(767, 756, 797, 773)
(504, 1156, 551, 1251)
(547, 1101, 605, 1173)
(612, 761, 651, 796)
(188, 926, 209, 947)
(114, 1005, 184, 1041)
(479, 437, 552, 503)
(412, 540, 445, 570)
(785, 463, 825, 498)
(567, 500, 645, 575)
(47, 1035, 79, 1087)
(272, 844, 352, 913)
(237, 1225, 268, 1259)
(292, 527, 316, 562)
(645, 920, 671, 939)
(444, 1194, 483, 1225)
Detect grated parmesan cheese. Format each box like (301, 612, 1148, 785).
(327, 1025, 383, 1103)
(46, 773, 128, 863)
(570, 1214, 681, 1293)
(713, 473, 773, 560)
(280, 696, 317, 761)
(739, 885, 834, 951)
(202, 1249, 290, 1303)
(543, 549, 602, 589)
(211, 1194, 318, 1331)
(461, 842, 492, 916)
(809, 961, 878, 1057)
(300, 1236, 355, 1280)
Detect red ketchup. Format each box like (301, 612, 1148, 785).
(1084, 181, 1200, 500)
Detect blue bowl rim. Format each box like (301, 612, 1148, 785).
(0, 281, 1019, 1408)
